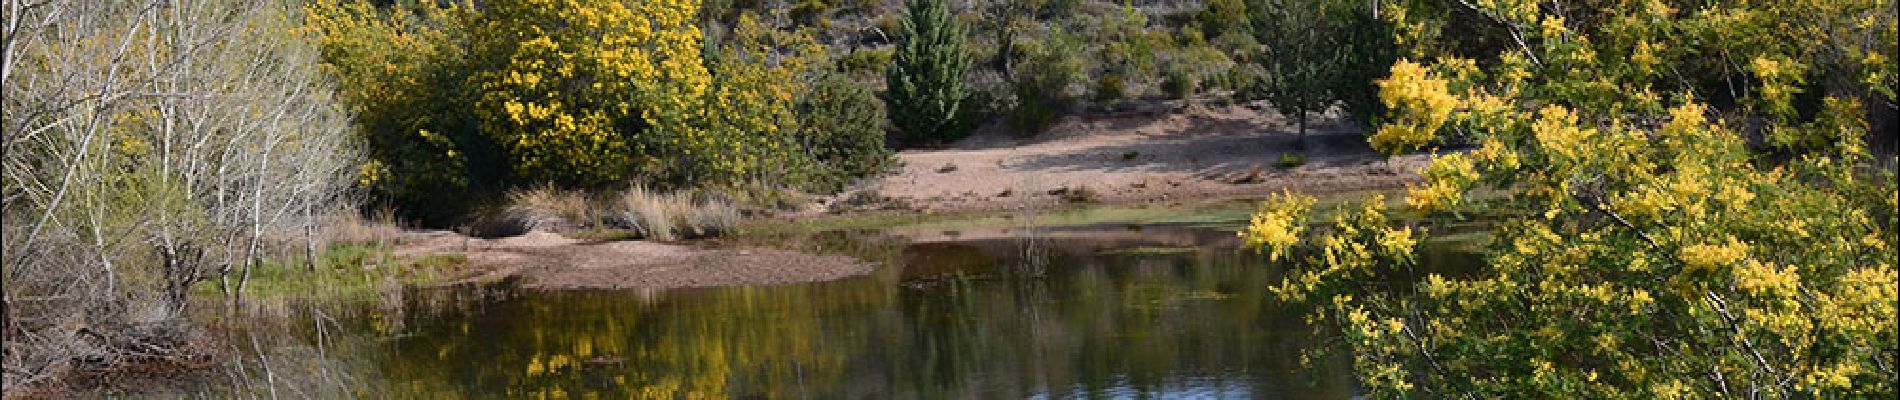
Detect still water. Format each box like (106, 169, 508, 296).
(178, 212, 1478, 398)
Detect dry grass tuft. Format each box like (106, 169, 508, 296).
(606, 187, 739, 241)
(611, 186, 683, 240)
(504, 186, 593, 232)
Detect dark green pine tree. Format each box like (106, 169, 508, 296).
(884, 0, 973, 145)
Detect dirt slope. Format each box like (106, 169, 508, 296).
(830, 101, 1429, 213)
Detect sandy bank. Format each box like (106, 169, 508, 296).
(399, 231, 874, 290)
(816, 101, 1428, 215)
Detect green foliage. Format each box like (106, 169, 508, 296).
(197, 242, 468, 301)
(791, 0, 835, 27)
(836, 48, 894, 75)
(1249, 0, 1398, 139)
(1163, 65, 1198, 99)
(1196, 0, 1254, 42)
(307, 0, 490, 222)
(1095, 73, 1127, 102)
(699, 13, 822, 185)
(1249, 0, 1900, 397)
(312, 0, 849, 218)
(885, 0, 974, 145)
(798, 72, 894, 191)
(1275, 152, 1306, 168)
(1010, 31, 1086, 134)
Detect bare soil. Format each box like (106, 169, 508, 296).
(816, 100, 1428, 214)
(398, 231, 873, 290)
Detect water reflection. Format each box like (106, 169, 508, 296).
(170, 222, 1483, 398)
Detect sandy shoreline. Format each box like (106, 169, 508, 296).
(399, 231, 874, 290)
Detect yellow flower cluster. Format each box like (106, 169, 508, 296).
(1733, 261, 1801, 297)
(1529, 106, 1594, 163)
(1405, 153, 1478, 215)
(1240, 191, 1315, 262)
(1678, 236, 1749, 272)
(1750, 56, 1807, 117)
(1371, 59, 1457, 156)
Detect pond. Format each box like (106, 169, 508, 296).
(160, 202, 1482, 398)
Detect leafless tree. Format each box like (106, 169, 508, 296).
(2, 0, 359, 390)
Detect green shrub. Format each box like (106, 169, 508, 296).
(837, 48, 894, 75)
(1163, 66, 1198, 99)
(1010, 99, 1062, 135)
(798, 72, 893, 192)
(790, 0, 832, 26)
(1011, 33, 1084, 135)
(1095, 73, 1127, 103)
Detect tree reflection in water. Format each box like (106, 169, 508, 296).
(185, 223, 1482, 398)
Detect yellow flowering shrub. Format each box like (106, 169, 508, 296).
(312, 0, 833, 204)
(468, 0, 712, 187)
(1245, 0, 1898, 397)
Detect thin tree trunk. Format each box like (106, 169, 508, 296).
(1297, 111, 1308, 151)
(305, 203, 318, 272)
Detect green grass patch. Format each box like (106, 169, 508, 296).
(1275, 152, 1307, 168)
(192, 242, 470, 302)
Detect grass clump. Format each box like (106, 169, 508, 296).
(493, 185, 743, 241)
(607, 187, 739, 241)
(504, 185, 593, 232)
(1275, 152, 1306, 168)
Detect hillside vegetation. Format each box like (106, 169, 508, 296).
(3, 0, 1895, 396)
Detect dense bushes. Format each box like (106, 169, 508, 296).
(305, 0, 489, 222)
(308, 0, 896, 222)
